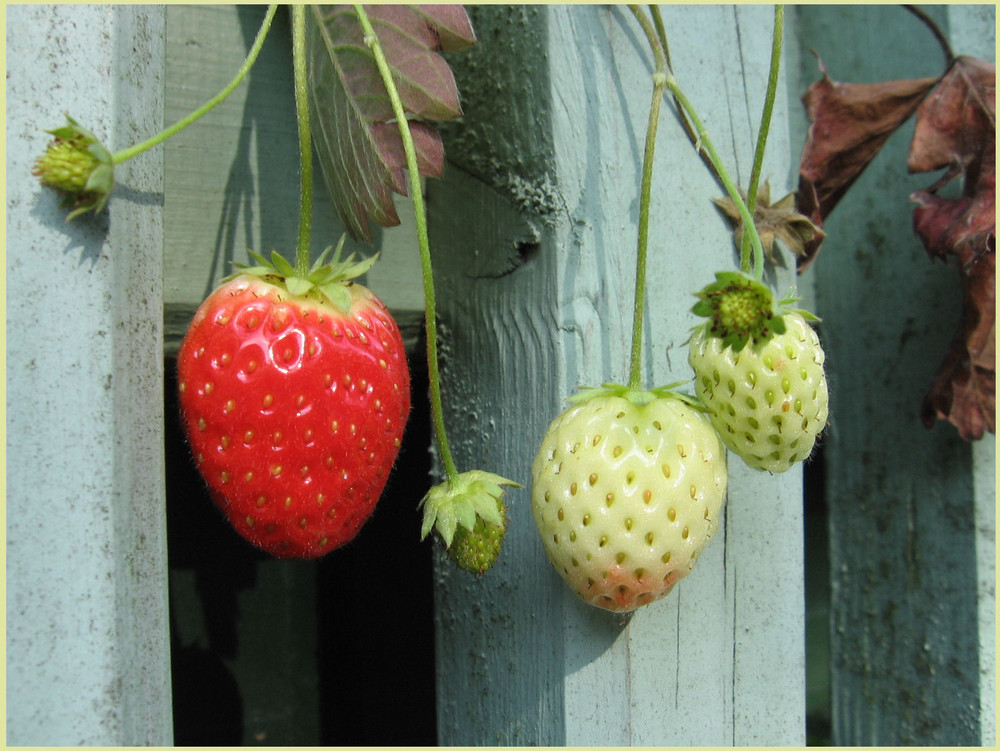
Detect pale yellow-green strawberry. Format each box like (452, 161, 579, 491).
(532, 385, 728, 613)
(688, 271, 829, 473)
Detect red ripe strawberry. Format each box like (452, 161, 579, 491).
(177, 248, 410, 558)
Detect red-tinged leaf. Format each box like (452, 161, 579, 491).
(794, 54, 938, 269)
(307, 5, 475, 242)
(411, 5, 476, 52)
(920, 249, 995, 440)
(909, 56, 996, 439)
(371, 120, 444, 194)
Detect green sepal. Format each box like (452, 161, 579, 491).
(229, 233, 379, 312)
(35, 114, 115, 220)
(284, 276, 314, 297)
(691, 270, 820, 352)
(566, 382, 708, 413)
(418, 470, 520, 574)
(270, 250, 296, 278)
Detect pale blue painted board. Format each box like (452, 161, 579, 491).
(791, 4, 993, 744)
(429, 5, 804, 745)
(946, 8, 997, 745)
(5, 5, 172, 745)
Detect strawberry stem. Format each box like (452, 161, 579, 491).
(291, 5, 314, 276)
(645, 5, 766, 281)
(739, 5, 784, 269)
(354, 4, 459, 483)
(111, 5, 278, 166)
(626, 6, 669, 391)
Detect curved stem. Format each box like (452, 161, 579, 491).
(647, 5, 766, 280)
(354, 4, 459, 483)
(627, 6, 668, 391)
(649, 6, 723, 188)
(740, 4, 784, 272)
(291, 5, 313, 275)
(903, 5, 954, 66)
(112, 5, 279, 165)
(673, 83, 764, 279)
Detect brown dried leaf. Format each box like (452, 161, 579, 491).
(794, 54, 938, 269)
(919, 250, 995, 440)
(909, 56, 996, 439)
(712, 181, 824, 265)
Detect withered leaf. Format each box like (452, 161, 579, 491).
(307, 5, 475, 242)
(712, 181, 825, 265)
(920, 250, 995, 440)
(794, 54, 938, 269)
(909, 56, 996, 439)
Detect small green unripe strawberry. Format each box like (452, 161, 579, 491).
(32, 115, 114, 219)
(688, 271, 829, 473)
(447, 496, 508, 575)
(420, 470, 521, 575)
(34, 138, 101, 193)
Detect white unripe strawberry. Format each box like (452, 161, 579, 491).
(688, 271, 829, 473)
(531, 385, 728, 613)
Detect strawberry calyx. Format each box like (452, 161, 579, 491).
(33, 114, 114, 220)
(691, 270, 818, 352)
(419, 470, 521, 574)
(231, 236, 378, 313)
(568, 382, 707, 412)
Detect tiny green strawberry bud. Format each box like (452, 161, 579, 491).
(447, 497, 508, 575)
(419, 470, 521, 575)
(34, 138, 99, 193)
(33, 115, 114, 220)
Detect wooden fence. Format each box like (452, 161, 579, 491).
(6, 4, 993, 745)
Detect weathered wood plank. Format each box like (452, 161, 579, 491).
(790, 4, 993, 744)
(946, 7, 996, 745)
(429, 5, 804, 744)
(5, 5, 172, 744)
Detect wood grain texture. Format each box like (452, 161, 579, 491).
(428, 6, 804, 744)
(945, 12, 997, 744)
(791, 5, 990, 744)
(5, 5, 171, 745)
